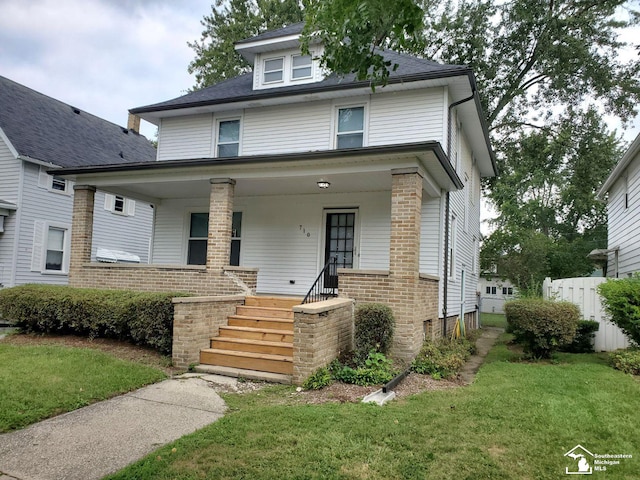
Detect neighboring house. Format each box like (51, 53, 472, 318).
(597, 132, 640, 278)
(0, 76, 156, 288)
(55, 23, 497, 382)
(478, 274, 516, 314)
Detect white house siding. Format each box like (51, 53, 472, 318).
(419, 195, 443, 276)
(368, 88, 445, 146)
(151, 198, 210, 264)
(241, 100, 332, 155)
(14, 162, 74, 286)
(607, 152, 640, 277)
(0, 138, 20, 287)
(151, 191, 391, 296)
(157, 114, 214, 161)
(91, 191, 153, 263)
(445, 124, 481, 318)
(155, 88, 447, 162)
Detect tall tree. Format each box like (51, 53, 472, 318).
(188, 0, 304, 89)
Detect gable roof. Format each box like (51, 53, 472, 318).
(598, 132, 640, 198)
(0, 75, 156, 168)
(130, 50, 471, 115)
(235, 21, 305, 44)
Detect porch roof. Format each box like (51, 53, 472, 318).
(52, 141, 462, 200)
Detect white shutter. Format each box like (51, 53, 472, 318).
(126, 199, 136, 217)
(31, 221, 45, 272)
(37, 167, 50, 189)
(104, 193, 115, 212)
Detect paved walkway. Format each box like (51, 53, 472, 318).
(0, 374, 232, 480)
(459, 327, 503, 384)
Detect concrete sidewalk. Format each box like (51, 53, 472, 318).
(0, 374, 230, 480)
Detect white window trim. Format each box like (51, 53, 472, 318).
(31, 220, 71, 275)
(333, 102, 368, 150)
(291, 54, 313, 80)
(38, 167, 72, 195)
(104, 193, 135, 216)
(215, 116, 242, 158)
(263, 56, 285, 84)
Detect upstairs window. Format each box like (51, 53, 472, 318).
(263, 57, 284, 83)
(336, 107, 364, 149)
(291, 54, 312, 79)
(51, 175, 68, 192)
(217, 120, 240, 157)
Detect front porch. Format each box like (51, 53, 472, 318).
(65, 147, 455, 380)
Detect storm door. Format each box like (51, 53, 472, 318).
(324, 211, 357, 289)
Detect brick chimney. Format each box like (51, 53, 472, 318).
(127, 113, 141, 133)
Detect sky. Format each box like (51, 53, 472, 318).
(0, 0, 212, 140)
(0, 0, 638, 145)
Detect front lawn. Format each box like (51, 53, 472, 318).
(0, 344, 166, 432)
(107, 334, 640, 479)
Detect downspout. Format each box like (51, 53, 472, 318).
(444, 91, 475, 336)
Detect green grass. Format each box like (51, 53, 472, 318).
(481, 312, 507, 328)
(106, 336, 640, 480)
(0, 344, 166, 432)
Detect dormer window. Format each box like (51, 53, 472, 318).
(263, 57, 284, 83)
(292, 54, 312, 79)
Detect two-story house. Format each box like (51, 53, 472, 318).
(597, 132, 640, 277)
(0, 76, 156, 289)
(55, 23, 497, 383)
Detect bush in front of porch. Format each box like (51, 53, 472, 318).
(0, 285, 189, 354)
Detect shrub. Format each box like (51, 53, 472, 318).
(354, 303, 395, 363)
(505, 298, 579, 358)
(598, 276, 640, 346)
(609, 349, 640, 375)
(303, 367, 333, 390)
(560, 320, 599, 353)
(411, 338, 475, 378)
(0, 285, 187, 354)
(329, 351, 396, 386)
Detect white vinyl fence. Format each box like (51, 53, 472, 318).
(543, 277, 630, 352)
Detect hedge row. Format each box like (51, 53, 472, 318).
(0, 285, 189, 355)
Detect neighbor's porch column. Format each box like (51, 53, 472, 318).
(69, 185, 96, 285)
(207, 178, 235, 272)
(389, 167, 423, 360)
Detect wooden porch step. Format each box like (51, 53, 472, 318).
(244, 296, 302, 309)
(228, 315, 294, 331)
(219, 325, 294, 343)
(194, 364, 292, 384)
(236, 305, 294, 319)
(200, 349, 293, 375)
(211, 337, 293, 356)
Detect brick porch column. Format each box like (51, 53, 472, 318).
(389, 168, 423, 360)
(207, 178, 235, 273)
(69, 185, 96, 285)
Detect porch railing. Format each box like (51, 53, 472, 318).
(302, 256, 338, 304)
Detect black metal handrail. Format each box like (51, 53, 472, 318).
(302, 256, 338, 304)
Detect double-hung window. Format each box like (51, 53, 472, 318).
(51, 175, 68, 192)
(336, 107, 364, 149)
(263, 57, 284, 83)
(217, 120, 240, 157)
(291, 54, 312, 79)
(45, 227, 65, 271)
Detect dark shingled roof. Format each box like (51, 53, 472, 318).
(235, 21, 305, 44)
(0, 75, 157, 168)
(132, 50, 470, 114)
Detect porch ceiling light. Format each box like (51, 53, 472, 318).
(317, 179, 331, 189)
